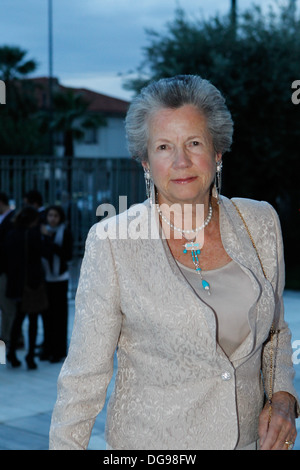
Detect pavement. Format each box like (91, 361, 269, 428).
(0, 291, 299, 451)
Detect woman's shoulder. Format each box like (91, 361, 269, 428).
(222, 195, 277, 218)
(221, 196, 282, 237)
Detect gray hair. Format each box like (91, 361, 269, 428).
(125, 75, 234, 163)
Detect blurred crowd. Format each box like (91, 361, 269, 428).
(0, 190, 73, 370)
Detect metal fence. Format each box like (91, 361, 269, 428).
(0, 156, 145, 296)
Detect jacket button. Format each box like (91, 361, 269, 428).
(221, 371, 232, 381)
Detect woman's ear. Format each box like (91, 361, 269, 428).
(215, 152, 222, 164)
(142, 161, 150, 172)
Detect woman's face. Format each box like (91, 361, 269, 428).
(47, 209, 61, 228)
(144, 104, 221, 206)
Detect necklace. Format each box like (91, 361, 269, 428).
(182, 233, 211, 294)
(155, 203, 212, 235)
(156, 202, 213, 294)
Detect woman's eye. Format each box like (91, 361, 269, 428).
(188, 141, 202, 150)
(158, 144, 167, 150)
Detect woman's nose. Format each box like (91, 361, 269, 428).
(173, 147, 192, 169)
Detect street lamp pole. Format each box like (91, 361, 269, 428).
(48, 0, 54, 155)
(231, 0, 237, 30)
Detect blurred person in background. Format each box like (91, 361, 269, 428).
(41, 205, 73, 363)
(5, 206, 47, 369)
(0, 192, 16, 350)
(23, 189, 47, 353)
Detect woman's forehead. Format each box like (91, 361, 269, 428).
(148, 105, 210, 140)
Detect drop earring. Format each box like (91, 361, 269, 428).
(143, 168, 152, 200)
(213, 160, 223, 202)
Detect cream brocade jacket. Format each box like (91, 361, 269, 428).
(49, 196, 299, 450)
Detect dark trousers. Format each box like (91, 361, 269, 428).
(43, 280, 68, 360)
(9, 302, 38, 359)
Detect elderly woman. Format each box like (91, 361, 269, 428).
(49, 75, 298, 450)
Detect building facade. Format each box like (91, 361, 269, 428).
(32, 77, 131, 158)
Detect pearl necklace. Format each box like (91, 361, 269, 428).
(156, 202, 213, 294)
(155, 203, 213, 235)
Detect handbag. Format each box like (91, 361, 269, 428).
(231, 200, 279, 422)
(21, 230, 49, 314)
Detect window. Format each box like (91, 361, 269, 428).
(84, 127, 98, 144)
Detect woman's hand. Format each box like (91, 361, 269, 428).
(259, 391, 297, 450)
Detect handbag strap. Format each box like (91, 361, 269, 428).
(231, 199, 278, 421)
(231, 200, 268, 280)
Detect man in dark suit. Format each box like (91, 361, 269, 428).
(0, 192, 16, 349)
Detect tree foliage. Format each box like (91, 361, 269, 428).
(124, 2, 300, 279)
(0, 45, 36, 82)
(0, 46, 107, 158)
(0, 45, 47, 155)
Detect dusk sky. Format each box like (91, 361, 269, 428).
(1, 0, 286, 101)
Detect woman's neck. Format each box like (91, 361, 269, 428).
(156, 193, 213, 230)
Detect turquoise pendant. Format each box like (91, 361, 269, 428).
(182, 243, 211, 294)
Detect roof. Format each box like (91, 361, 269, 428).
(29, 77, 130, 115)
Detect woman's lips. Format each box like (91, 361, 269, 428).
(171, 176, 198, 184)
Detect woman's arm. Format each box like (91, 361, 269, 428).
(259, 205, 299, 450)
(49, 224, 122, 450)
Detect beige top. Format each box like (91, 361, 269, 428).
(176, 260, 256, 358)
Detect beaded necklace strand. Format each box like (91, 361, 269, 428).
(156, 203, 213, 294)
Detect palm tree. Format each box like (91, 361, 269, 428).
(0, 46, 46, 154)
(0, 45, 38, 113)
(50, 88, 106, 192)
(51, 88, 106, 157)
(0, 45, 37, 82)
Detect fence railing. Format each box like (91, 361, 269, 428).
(0, 156, 145, 296)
